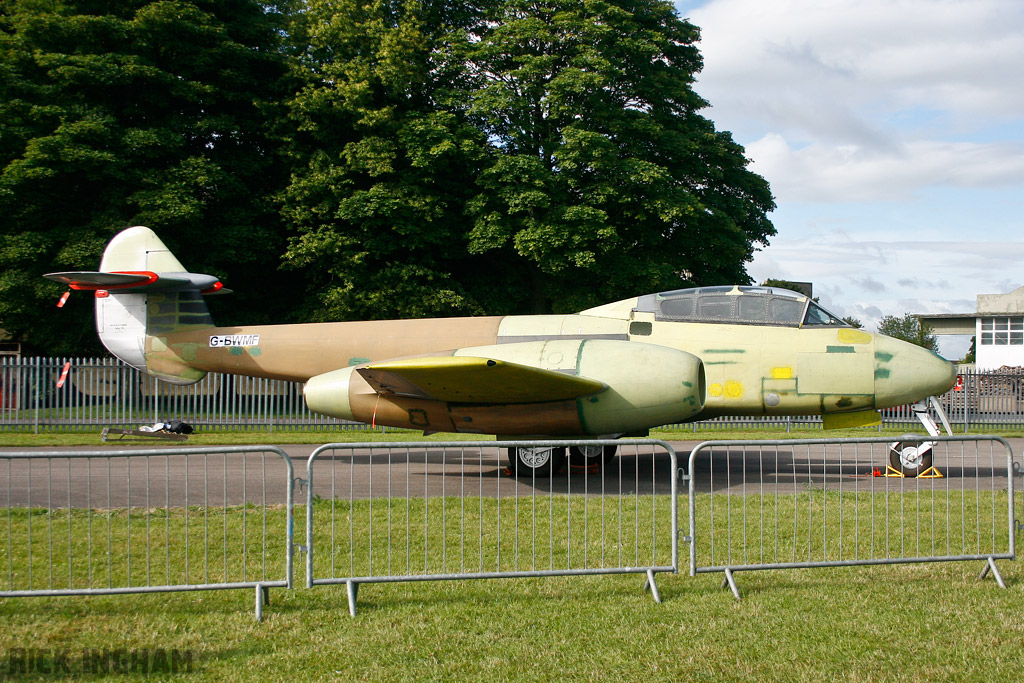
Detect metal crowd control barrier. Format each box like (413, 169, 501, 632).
(0, 446, 295, 620)
(304, 439, 679, 615)
(686, 436, 1018, 599)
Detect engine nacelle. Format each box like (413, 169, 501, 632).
(303, 339, 706, 436)
(573, 341, 706, 434)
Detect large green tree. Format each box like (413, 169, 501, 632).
(462, 0, 776, 312)
(282, 0, 776, 320)
(0, 0, 294, 353)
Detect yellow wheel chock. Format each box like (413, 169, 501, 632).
(885, 464, 943, 478)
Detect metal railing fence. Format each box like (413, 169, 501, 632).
(0, 357, 371, 432)
(685, 436, 1018, 599)
(4, 357, 1024, 433)
(0, 446, 296, 619)
(304, 440, 679, 615)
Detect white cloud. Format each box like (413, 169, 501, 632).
(685, 0, 1024, 124)
(748, 134, 1024, 202)
(678, 0, 1024, 202)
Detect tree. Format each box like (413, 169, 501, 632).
(281, 0, 776, 320)
(842, 316, 863, 329)
(280, 0, 491, 322)
(877, 314, 939, 353)
(0, 0, 295, 353)
(462, 0, 776, 313)
(3, 0, 779, 352)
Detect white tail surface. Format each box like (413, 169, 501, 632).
(89, 226, 216, 384)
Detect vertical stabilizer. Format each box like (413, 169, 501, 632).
(97, 227, 216, 384)
(45, 226, 224, 385)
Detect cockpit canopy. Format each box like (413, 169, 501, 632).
(635, 285, 849, 328)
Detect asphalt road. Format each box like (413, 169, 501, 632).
(1, 438, 1020, 508)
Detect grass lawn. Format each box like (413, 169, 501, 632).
(1, 489, 1021, 681)
(1, 428, 1021, 680)
(0, 558, 1020, 681)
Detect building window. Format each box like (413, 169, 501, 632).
(980, 317, 1024, 345)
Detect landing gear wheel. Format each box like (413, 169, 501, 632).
(506, 446, 566, 477)
(568, 444, 617, 468)
(888, 438, 933, 477)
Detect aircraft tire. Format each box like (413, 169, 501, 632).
(568, 444, 617, 468)
(506, 446, 566, 478)
(888, 438, 932, 477)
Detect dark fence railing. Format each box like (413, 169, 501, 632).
(2, 357, 1020, 433)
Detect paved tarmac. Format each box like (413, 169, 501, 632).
(1, 438, 1020, 508)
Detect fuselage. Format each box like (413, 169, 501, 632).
(145, 286, 956, 434)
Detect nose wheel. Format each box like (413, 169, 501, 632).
(888, 438, 933, 477)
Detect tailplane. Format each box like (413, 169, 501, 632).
(44, 226, 227, 385)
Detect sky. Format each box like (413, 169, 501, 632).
(673, 0, 1024, 359)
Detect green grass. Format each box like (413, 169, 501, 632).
(2, 505, 290, 592)
(1, 491, 1021, 680)
(694, 490, 1011, 569)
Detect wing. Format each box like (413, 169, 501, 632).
(356, 356, 606, 404)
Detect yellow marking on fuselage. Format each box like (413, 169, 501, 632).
(838, 328, 872, 344)
(771, 367, 792, 379)
(725, 381, 743, 398)
(708, 383, 724, 397)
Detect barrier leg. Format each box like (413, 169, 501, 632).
(723, 568, 741, 601)
(347, 580, 359, 617)
(979, 557, 1007, 589)
(643, 569, 662, 604)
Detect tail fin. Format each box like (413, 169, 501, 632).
(45, 226, 227, 385)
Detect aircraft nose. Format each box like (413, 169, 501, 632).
(873, 334, 956, 409)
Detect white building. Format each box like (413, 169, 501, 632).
(918, 286, 1024, 370)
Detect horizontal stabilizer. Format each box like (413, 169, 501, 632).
(43, 270, 229, 294)
(357, 356, 606, 404)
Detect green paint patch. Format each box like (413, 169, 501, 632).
(229, 347, 243, 356)
(703, 349, 746, 354)
(826, 346, 855, 353)
(249, 348, 262, 357)
(348, 357, 370, 366)
(681, 381, 693, 387)
(875, 352, 894, 362)
(875, 368, 891, 379)
(703, 361, 738, 366)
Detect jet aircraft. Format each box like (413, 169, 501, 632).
(46, 226, 956, 476)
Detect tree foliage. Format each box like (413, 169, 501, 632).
(877, 313, 939, 353)
(281, 0, 490, 321)
(462, 0, 775, 312)
(3, 0, 777, 352)
(0, 0, 295, 352)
